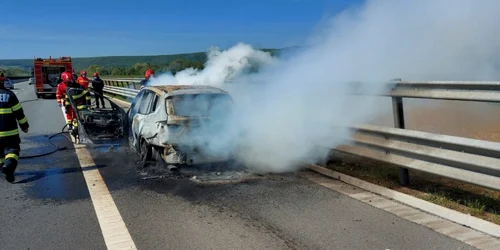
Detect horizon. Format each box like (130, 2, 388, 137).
(1, 45, 304, 61)
(1, 0, 363, 60)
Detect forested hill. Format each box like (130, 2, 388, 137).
(0, 46, 307, 77)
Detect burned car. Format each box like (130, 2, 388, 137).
(127, 85, 234, 167)
(65, 87, 129, 145)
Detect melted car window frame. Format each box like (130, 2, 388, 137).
(165, 93, 232, 117)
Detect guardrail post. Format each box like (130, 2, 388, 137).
(392, 96, 410, 186)
(133, 82, 137, 89)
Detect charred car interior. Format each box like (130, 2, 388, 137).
(65, 87, 129, 145)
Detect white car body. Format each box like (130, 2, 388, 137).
(127, 85, 235, 166)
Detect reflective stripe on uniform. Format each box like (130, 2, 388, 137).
(18, 116, 28, 124)
(5, 153, 19, 161)
(0, 129, 19, 137)
(72, 90, 88, 99)
(77, 105, 87, 110)
(0, 108, 12, 114)
(0, 158, 4, 164)
(65, 101, 70, 105)
(11, 102, 22, 111)
(86, 96, 91, 100)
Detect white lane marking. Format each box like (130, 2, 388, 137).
(303, 166, 500, 250)
(58, 106, 137, 249)
(74, 145, 137, 250)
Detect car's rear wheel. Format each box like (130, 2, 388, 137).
(140, 138, 153, 168)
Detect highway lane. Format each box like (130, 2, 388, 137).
(0, 81, 479, 249)
(0, 81, 106, 249)
(97, 96, 478, 249)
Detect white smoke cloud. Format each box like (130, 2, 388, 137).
(147, 43, 275, 87)
(145, 0, 500, 173)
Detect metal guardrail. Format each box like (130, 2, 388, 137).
(103, 85, 139, 98)
(342, 124, 500, 191)
(97, 78, 500, 191)
(101, 78, 142, 90)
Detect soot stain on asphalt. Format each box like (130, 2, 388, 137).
(136, 162, 302, 205)
(82, 143, 308, 207)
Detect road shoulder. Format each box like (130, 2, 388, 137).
(304, 165, 500, 250)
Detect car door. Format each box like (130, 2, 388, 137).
(140, 93, 166, 146)
(134, 90, 155, 142)
(128, 90, 144, 126)
(128, 90, 145, 148)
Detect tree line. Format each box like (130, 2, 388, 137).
(2, 55, 264, 78)
(0, 67, 31, 77)
(82, 59, 205, 77)
(2, 58, 206, 78)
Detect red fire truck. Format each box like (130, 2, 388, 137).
(32, 56, 73, 98)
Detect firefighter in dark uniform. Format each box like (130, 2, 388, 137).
(0, 73, 29, 183)
(91, 72, 105, 108)
(65, 81, 90, 141)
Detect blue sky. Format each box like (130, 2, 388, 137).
(1, 0, 363, 59)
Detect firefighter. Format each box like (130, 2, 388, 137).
(91, 72, 105, 108)
(0, 72, 29, 183)
(56, 71, 80, 128)
(140, 69, 154, 89)
(66, 76, 90, 141)
(77, 70, 91, 106)
(77, 70, 89, 89)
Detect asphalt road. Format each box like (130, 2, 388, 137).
(0, 81, 477, 250)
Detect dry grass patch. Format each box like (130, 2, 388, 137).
(325, 152, 500, 225)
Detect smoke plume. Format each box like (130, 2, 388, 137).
(144, 0, 500, 173)
(147, 43, 275, 86)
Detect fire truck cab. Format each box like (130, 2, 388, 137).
(32, 56, 73, 98)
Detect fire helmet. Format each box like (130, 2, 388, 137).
(145, 69, 154, 79)
(61, 71, 73, 83)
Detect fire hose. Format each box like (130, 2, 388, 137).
(19, 124, 72, 159)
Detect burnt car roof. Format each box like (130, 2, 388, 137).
(143, 85, 228, 96)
